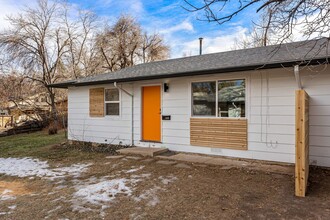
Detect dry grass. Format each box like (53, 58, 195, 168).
(0, 132, 330, 219)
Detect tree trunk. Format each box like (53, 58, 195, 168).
(49, 90, 58, 134)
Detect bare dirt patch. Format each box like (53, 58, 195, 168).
(0, 181, 32, 197)
(0, 154, 329, 220)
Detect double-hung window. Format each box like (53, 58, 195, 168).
(105, 88, 120, 116)
(192, 79, 245, 118)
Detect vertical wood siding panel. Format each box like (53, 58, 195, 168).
(89, 88, 104, 117)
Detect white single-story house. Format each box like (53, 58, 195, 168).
(51, 38, 330, 168)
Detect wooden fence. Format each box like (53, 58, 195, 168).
(295, 90, 309, 197)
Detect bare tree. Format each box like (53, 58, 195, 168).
(232, 24, 273, 50)
(142, 33, 169, 63)
(0, 72, 32, 107)
(0, 0, 71, 132)
(63, 9, 103, 78)
(96, 15, 169, 71)
(0, 0, 107, 133)
(184, 0, 330, 45)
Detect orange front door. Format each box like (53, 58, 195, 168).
(142, 86, 161, 142)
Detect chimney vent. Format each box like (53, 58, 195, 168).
(199, 37, 203, 55)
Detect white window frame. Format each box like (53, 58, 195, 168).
(191, 78, 247, 119)
(104, 88, 121, 116)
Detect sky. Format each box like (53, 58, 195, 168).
(0, 0, 261, 58)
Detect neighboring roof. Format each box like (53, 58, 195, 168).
(50, 38, 330, 88)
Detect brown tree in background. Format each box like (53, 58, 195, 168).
(0, 1, 170, 133)
(142, 32, 169, 63)
(96, 15, 169, 71)
(0, 0, 105, 133)
(63, 9, 103, 79)
(0, 73, 31, 107)
(0, 0, 71, 133)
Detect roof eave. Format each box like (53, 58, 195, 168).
(49, 57, 329, 88)
(47, 81, 76, 88)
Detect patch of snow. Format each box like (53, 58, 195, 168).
(8, 205, 16, 210)
(52, 196, 66, 203)
(159, 175, 178, 185)
(74, 178, 132, 205)
(0, 157, 91, 180)
(133, 175, 178, 207)
(124, 166, 145, 173)
(134, 186, 161, 207)
(0, 189, 16, 201)
(71, 172, 151, 215)
(47, 205, 62, 214)
(72, 177, 132, 217)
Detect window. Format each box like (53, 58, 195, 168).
(218, 79, 245, 117)
(192, 79, 245, 118)
(105, 88, 120, 116)
(192, 82, 216, 116)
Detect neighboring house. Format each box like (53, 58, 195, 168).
(50, 38, 330, 167)
(8, 93, 51, 123)
(0, 109, 13, 128)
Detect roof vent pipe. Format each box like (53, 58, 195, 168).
(199, 37, 203, 55)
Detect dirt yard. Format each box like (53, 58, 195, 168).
(0, 144, 329, 220)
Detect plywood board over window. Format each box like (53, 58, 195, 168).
(190, 118, 247, 150)
(89, 88, 104, 117)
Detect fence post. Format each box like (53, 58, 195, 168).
(295, 90, 309, 197)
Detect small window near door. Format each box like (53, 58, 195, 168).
(105, 88, 120, 116)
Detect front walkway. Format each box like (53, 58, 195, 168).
(118, 147, 294, 175)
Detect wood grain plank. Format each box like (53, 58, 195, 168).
(295, 90, 309, 197)
(89, 88, 104, 117)
(190, 118, 248, 150)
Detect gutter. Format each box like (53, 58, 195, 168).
(114, 82, 134, 146)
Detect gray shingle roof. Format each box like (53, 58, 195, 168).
(51, 38, 330, 88)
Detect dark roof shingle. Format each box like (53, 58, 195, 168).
(50, 38, 330, 88)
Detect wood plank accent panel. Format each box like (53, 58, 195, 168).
(89, 88, 104, 117)
(190, 118, 247, 150)
(295, 90, 309, 197)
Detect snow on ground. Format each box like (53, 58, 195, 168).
(124, 165, 145, 173)
(72, 163, 178, 216)
(0, 157, 178, 217)
(134, 186, 162, 206)
(0, 157, 91, 180)
(73, 178, 133, 208)
(159, 175, 178, 185)
(0, 189, 16, 201)
(71, 166, 151, 216)
(133, 175, 178, 207)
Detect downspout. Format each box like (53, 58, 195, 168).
(114, 82, 134, 146)
(294, 65, 303, 89)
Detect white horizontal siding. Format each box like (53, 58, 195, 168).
(302, 67, 330, 167)
(68, 84, 133, 145)
(67, 65, 330, 167)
